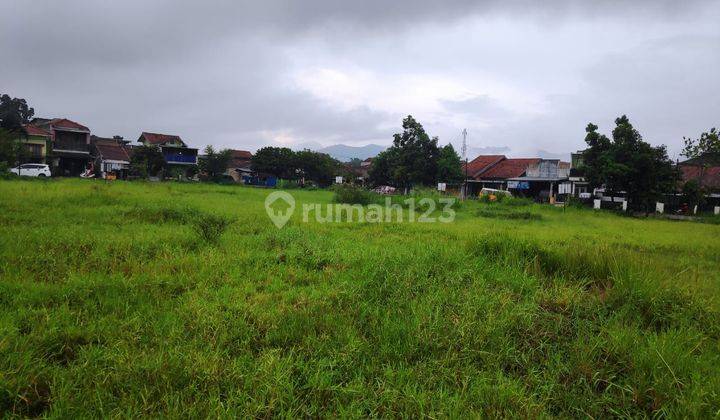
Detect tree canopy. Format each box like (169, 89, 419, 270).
(251, 146, 341, 186)
(0, 94, 34, 168)
(130, 144, 166, 178)
(199, 145, 232, 181)
(0, 94, 34, 131)
(369, 115, 460, 188)
(437, 144, 464, 184)
(582, 115, 678, 211)
(682, 127, 719, 164)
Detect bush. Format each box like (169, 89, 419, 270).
(332, 184, 380, 205)
(564, 195, 586, 209)
(192, 214, 232, 244)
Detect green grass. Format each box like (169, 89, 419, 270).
(1, 178, 719, 417)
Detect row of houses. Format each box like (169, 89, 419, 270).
(16, 117, 255, 180)
(463, 152, 720, 205)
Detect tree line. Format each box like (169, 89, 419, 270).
(581, 115, 718, 211)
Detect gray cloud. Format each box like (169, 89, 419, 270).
(1, 1, 718, 156)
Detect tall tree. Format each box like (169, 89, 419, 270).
(0, 94, 34, 131)
(130, 144, 166, 178)
(437, 143, 464, 183)
(294, 149, 340, 186)
(682, 127, 719, 164)
(199, 145, 232, 181)
(368, 115, 442, 188)
(582, 115, 678, 211)
(251, 147, 297, 179)
(0, 94, 34, 167)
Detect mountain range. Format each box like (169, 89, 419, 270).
(308, 144, 387, 161)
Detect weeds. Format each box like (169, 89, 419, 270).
(192, 214, 232, 244)
(0, 179, 719, 417)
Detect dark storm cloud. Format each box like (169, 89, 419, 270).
(0, 0, 718, 154)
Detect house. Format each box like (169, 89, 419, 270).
(18, 124, 52, 164)
(227, 149, 253, 182)
(678, 154, 720, 192)
(358, 157, 373, 179)
(507, 159, 570, 202)
(29, 118, 92, 176)
(464, 155, 540, 195)
(137, 132, 198, 178)
(568, 150, 589, 197)
(91, 135, 132, 179)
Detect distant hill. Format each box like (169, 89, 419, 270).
(315, 144, 386, 161)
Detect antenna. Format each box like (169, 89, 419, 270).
(461, 128, 468, 200)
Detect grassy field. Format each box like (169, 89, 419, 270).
(1, 179, 719, 417)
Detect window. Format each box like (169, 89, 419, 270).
(24, 143, 43, 157)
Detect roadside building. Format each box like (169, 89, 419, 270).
(227, 149, 253, 182)
(91, 135, 132, 179)
(678, 154, 720, 191)
(137, 132, 198, 178)
(507, 159, 570, 202)
(464, 155, 540, 195)
(29, 118, 92, 176)
(19, 124, 52, 164)
(568, 150, 589, 197)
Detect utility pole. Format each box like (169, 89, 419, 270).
(461, 128, 468, 200)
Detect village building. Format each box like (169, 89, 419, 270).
(508, 159, 570, 202)
(29, 118, 92, 176)
(18, 124, 52, 164)
(137, 132, 198, 178)
(678, 154, 720, 192)
(226, 149, 253, 182)
(91, 135, 132, 179)
(463, 155, 540, 195)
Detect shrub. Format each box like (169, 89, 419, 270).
(564, 195, 586, 209)
(192, 214, 232, 244)
(332, 184, 380, 205)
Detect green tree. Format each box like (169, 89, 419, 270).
(130, 144, 166, 178)
(198, 145, 232, 181)
(368, 147, 399, 186)
(582, 115, 678, 212)
(682, 127, 719, 163)
(368, 115, 441, 188)
(0, 94, 34, 131)
(0, 94, 34, 168)
(681, 179, 704, 210)
(437, 143, 463, 183)
(251, 147, 297, 179)
(294, 149, 340, 186)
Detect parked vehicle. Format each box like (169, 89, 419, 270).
(9, 163, 52, 177)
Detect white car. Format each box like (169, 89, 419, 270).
(9, 163, 52, 177)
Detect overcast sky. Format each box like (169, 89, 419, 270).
(1, 1, 718, 159)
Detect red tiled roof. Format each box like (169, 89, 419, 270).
(463, 155, 506, 177)
(48, 118, 90, 132)
(230, 150, 252, 159)
(139, 132, 185, 146)
(95, 142, 131, 162)
(680, 164, 720, 189)
(479, 158, 541, 179)
(23, 124, 51, 137)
